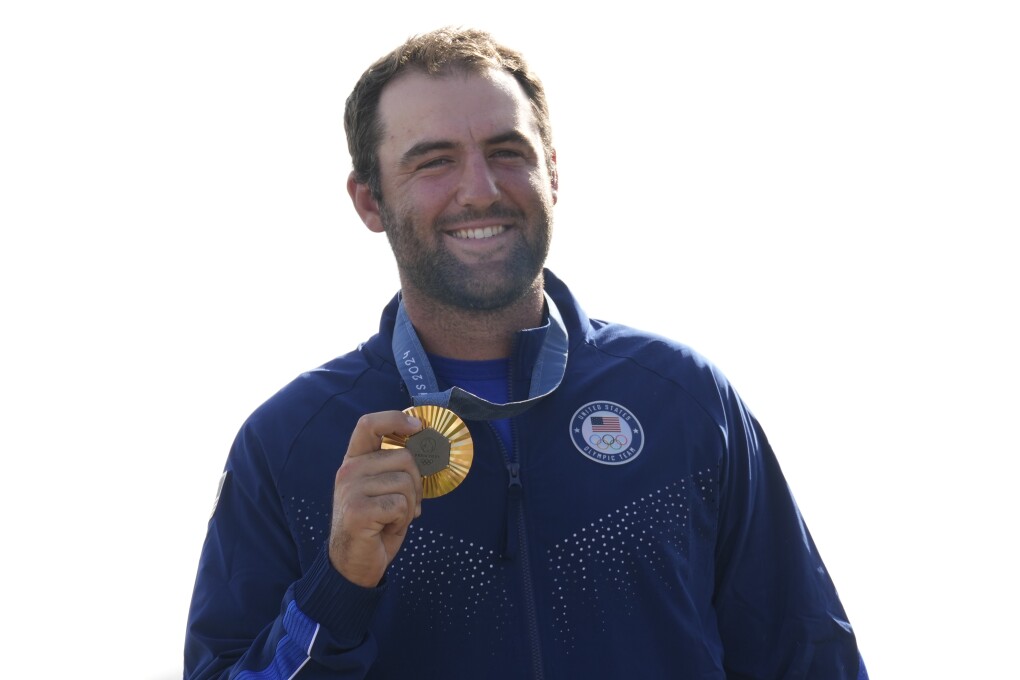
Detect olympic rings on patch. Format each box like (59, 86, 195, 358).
(588, 433, 630, 450)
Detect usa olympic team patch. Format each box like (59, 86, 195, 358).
(569, 401, 644, 465)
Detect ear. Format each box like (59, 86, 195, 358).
(347, 172, 385, 233)
(549, 149, 559, 205)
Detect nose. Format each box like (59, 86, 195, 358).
(456, 152, 500, 209)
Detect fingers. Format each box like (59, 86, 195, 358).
(336, 446, 422, 525)
(336, 461, 419, 527)
(338, 451, 419, 508)
(344, 409, 425, 514)
(331, 454, 421, 587)
(346, 411, 422, 458)
(328, 410, 426, 587)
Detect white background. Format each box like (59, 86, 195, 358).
(2, 2, 1017, 678)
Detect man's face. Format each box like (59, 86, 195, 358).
(371, 67, 557, 311)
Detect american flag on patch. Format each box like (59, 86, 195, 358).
(590, 416, 621, 432)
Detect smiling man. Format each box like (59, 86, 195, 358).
(184, 27, 867, 679)
(353, 66, 556, 358)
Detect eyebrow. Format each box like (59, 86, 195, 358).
(398, 130, 537, 167)
(486, 130, 535, 149)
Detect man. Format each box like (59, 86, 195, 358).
(184, 27, 867, 679)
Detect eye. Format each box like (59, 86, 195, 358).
(491, 148, 533, 166)
(417, 157, 453, 171)
(491, 148, 524, 159)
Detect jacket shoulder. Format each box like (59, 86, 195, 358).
(582, 317, 740, 423)
(232, 344, 395, 471)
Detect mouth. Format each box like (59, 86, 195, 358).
(447, 224, 508, 240)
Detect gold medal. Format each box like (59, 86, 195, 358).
(381, 405, 473, 498)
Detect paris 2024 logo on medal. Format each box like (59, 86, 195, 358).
(570, 401, 644, 465)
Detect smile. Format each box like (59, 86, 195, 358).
(448, 225, 507, 240)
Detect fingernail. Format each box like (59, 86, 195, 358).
(407, 416, 422, 429)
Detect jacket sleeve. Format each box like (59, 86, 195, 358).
(712, 386, 866, 679)
(183, 421, 384, 679)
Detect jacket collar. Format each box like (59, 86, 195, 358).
(366, 269, 588, 372)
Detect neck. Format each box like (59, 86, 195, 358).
(399, 278, 546, 361)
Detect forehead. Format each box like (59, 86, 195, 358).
(375, 67, 540, 159)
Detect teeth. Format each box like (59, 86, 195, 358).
(451, 225, 506, 239)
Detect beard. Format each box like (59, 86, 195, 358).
(379, 200, 552, 312)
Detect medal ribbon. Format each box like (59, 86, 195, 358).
(391, 292, 569, 421)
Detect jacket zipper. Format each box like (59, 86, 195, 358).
(497, 357, 544, 679)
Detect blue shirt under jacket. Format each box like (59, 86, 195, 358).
(184, 270, 865, 679)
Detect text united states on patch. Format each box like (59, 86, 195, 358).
(590, 416, 621, 432)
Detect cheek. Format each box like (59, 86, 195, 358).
(524, 173, 556, 207)
(523, 164, 552, 189)
(399, 180, 457, 219)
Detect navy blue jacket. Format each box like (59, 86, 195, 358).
(184, 271, 864, 679)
